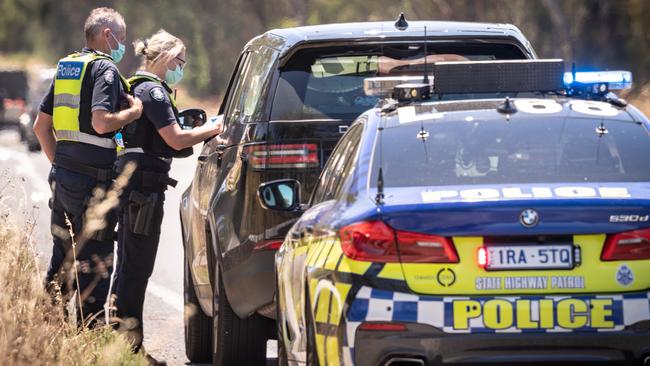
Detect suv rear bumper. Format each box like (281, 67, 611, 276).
(354, 322, 650, 366)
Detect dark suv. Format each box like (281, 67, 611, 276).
(179, 19, 537, 364)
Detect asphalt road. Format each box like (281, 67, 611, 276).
(0, 127, 277, 365)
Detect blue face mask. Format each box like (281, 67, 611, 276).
(107, 32, 125, 63)
(165, 65, 184, 85)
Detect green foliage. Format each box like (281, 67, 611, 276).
(0, 0, 647, 97)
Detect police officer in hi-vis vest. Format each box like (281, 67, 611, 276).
(33, 7, 143, 326)
(113, 30, 221, 358)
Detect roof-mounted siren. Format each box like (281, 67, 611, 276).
(564, 69, 632, 97)
(394, 12, 408, 31)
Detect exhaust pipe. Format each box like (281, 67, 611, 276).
(644, 355, 650, 366)
(385, 357, 425, 366)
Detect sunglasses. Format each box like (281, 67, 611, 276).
(175, 56, 186, 70)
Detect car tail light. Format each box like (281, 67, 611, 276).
(246, 143, 319, 169)
(254, 239, 283, 251)
(339, 220, 458, 263)
(358, 322, 407, 331)
(602, 228, 650, 261)
(478, 247, 488, 267)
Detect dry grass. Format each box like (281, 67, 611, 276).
(0, 167, 146, 366)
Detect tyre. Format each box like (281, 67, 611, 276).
(184, 258, 213, 363)
(213, 270, 273, 366)
(305, 282, 319, 366)
(276, 275, 288, 366)
(27, 140, 41, 152)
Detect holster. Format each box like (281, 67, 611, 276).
(127, 191, 158, 236)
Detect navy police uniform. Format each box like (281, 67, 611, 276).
(40, 48, 126, 324)
(114, 71, 190, 348)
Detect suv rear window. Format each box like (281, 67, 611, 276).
(271, 43, 526, 121)
(372, 116, 650, 187)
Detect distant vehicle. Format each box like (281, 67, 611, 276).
(179, 18, 537, 364)
(0, 69, 28, 127)
(18, 68, 55, 152)
(272, 61, 650, 365)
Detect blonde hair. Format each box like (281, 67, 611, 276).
(133, 29, 185, 68)
(84, 7, 126, 42)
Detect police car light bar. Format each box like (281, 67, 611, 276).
(433, 59, 565, 94)
(364, 76, 433, 97)
(563, 71, 632, 90)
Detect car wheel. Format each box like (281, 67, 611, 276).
(213, 269, 273, 366)
(305, 282, 319, 366)
(183, 257, 213, 363)
(27, 140, 41, 152)
(276, 275, 288, 366)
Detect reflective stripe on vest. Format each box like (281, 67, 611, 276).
(55, 130, 116, 149)
(53, 52, 127, 148)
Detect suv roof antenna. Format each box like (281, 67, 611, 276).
(395, 12, 408, 31)
(375, 122, 385, 207)
(423, 26, 429, 85)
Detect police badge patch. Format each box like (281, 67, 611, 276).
(104, 70, 114, 85)
(150, 87, 165, 102)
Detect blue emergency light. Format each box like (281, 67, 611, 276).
(563, 70, 632, 90)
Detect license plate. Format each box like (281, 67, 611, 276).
(485, 244, 574, 270)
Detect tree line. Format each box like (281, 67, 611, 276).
(1, 0, 648, 97)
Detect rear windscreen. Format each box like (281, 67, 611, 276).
(371, 117, 650, 187)
(271, 43, 526, 121)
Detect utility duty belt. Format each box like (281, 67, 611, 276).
(54, 155, 113, 182)
(127, 169, 178, 189)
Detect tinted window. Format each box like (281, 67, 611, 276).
(225, 46, 278, 123)
(271, 43, 526, 121)
(312, 123, 363, 203)
(371, 117, 650, 187)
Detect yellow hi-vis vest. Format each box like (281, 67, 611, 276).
(52, 52, 128, 149)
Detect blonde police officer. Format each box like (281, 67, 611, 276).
(33, 7, 143, 326)
(112, 30, 221, 359)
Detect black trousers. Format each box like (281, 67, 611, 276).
(46, 165, 116, 326)
(114, 157, 167, 349)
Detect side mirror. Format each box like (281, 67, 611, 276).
(178, 108, 207, 130)
(257, 179, 302, 212)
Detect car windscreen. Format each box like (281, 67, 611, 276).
(370, 116, 650, 187)
(271, 43, 526, 121)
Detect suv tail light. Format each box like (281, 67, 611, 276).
(339, 221, 458, 263)
(246, 143, 319, 169)
(602, 228, 650, 261)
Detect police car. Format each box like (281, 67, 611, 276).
(265, 60, 650, 365)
